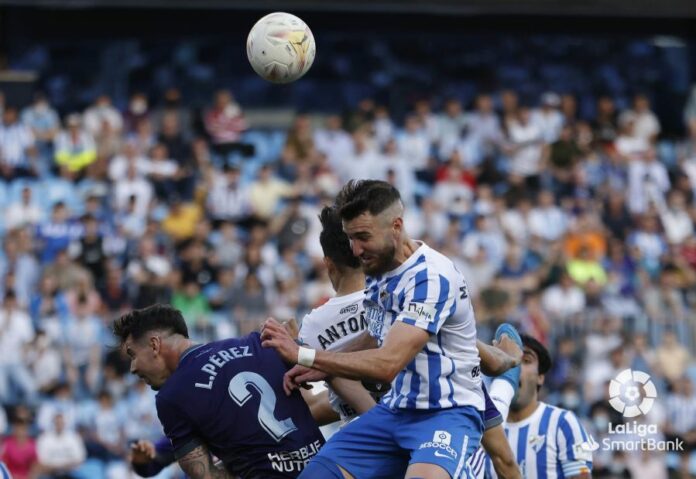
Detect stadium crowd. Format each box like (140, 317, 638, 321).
(0, 83, 696, 478)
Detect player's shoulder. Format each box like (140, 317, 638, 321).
(417, 243, 460, 278)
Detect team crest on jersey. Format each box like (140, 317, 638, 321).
(529, 434, 546, 453)
(433, 430, 452, 445)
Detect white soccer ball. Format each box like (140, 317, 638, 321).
(246, 12, 316, 84)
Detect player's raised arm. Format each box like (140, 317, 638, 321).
(178, 444, 235, 479)
(477, 334, 522, 377)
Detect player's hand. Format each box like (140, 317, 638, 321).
(261, 317, 300, 364)
(129, 439, 156, 465)
(282, 318, 299, 339)
(493, 334, 523, 367)
(284, 365, 329, 395)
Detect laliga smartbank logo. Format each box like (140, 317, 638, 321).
(578, 369, 684, 453)
(608, 369, 657, 417)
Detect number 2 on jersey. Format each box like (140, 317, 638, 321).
(228, 372, 298, 442)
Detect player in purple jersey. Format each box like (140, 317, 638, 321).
(113, 304, 325, 479)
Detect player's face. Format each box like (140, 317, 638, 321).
(343, 212, 397, 276)
(510, 346, 543, 411)
(123, 335, 168, 391)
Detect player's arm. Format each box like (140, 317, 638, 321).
(328, 377, 376, 415)
(301, 388, 340, 425)
(263, 319, 428, 383)
(481, 425, 522, 479)
(477, 337, 522, 377)
(178, 444, 235, 479)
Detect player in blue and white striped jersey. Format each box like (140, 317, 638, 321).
(262, 180, 491, 479)
(483, 335, 593, 479)
(0, 461, 12, 479)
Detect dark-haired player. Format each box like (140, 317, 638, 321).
(113, 304, 324, 478)
(263, 180, 514, 479)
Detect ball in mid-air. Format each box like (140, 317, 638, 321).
(246, 12, 316, 84)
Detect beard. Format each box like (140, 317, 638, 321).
(361, 242, 397, 276)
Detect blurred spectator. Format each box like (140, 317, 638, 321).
(157, 111, 195, 200)
(112, 163, 153, 219)
(372, 105, 395, 148)
(398, 115, 430, 175)
(337, 130, 379, 183)
(0, 232, 40, 307)
(627, 148, 670, 215)
(4, 186, 44, 231)
(160, 196, 202, 242)
(0, 291, 37, 406)
(143, 143, 178, 201)
(619, 93, 661, 143)
(21, 92, 59, 173)
(592, 95, 619, 143)
(207, 164, 250, 223)
(664, 377, 696, 479)
(545, 124, 582, 198)
(25, 330, 63, 395)
(123, 92, 150, 134)
(0, 106, 37, 180)
(0, 413, 38, 479)
(203, 89, 249, 162)
(654, 330, 691, 384)
(532, 92, 564, 144)
(54, 114, 97, 175)
(83, 94, 123, 139)
(35, 202, 81, 264)
(656, 189, 693, 245)
(466, 94, 502, 159)
(36, 413, 86, 478)
(314, 114, 353, 172)
(528, 190, 568, 242)
(247, 164, 294, 221)
(541, 272, 585, 323)
(503, 105, 545, 189)
(152, 87, 192, 136)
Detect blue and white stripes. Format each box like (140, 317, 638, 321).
(364, 242, 484, 411)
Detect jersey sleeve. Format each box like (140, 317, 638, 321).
(556, 410, 593, 478)
(298, 313, 313, 347)
(155, 395, 203, 460)
(396, 269, 455, 335)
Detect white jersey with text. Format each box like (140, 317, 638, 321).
(364, 241, 484, 411)
(299, 290, 368, 420)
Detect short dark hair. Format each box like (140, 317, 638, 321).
(319, 206, 360, 270)
(113, 304, 188, 345)
(521, 334, 552, 375)
(335, 180, 401, 221)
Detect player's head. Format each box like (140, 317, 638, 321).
(319, 205, 362, 286)
(113, 304, 189, 390)
(335, 180, 404, 276)
(511, 334, 552, 412)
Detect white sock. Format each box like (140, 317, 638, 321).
(490, 378, 515, 421)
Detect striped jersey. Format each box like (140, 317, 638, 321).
(474, 402, 593, 479)
(0, 462, 11, 479)
(364, 241, 484, 411)
(299, 289, 369, 421)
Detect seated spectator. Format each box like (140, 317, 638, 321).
(314, 114, 353, 172)
(157, 111, 195, 200)
(529, 190, 568, 242)
(654, 330, 691, 384)
(108, 141, 148, 182)
(664, 377, 696, 479)
(203, 89, 250, 163)
(0, 106, 37, 180)
(3, 186, 44, 231)
(592, 95, 619, 143)
(83, 94, 123, 139)
(619, 93, 660, 143)
(541, 272, 586, 322)
(627, 148, 670, 215)
(567, 246, 608, 286)
(503, 104, 545, 190)
(143, 143, 178, 201)
(656, 189, 693, 245)
(398, 115, 430, 176)
(21, 92, 60, 173)
(54, 114, 97, 175)
(563, 211, 607, 260)
(0, 413, 38, 479)
(627, 215, 667, 277)
(123, 92, 150, 134)
(36, 413, 86, 479)
(160, 196, 202, 242)
(0, 291, 37, 406)
(247, 164, 295, 221)
(545, 124, 582, 198)
(531, 92, 564, 144)
(112, 162, 153, 219)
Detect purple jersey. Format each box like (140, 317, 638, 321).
(155, 333, 324, 478)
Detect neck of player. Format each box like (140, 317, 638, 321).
(507, 398, 539, 423)
(394, 237, 419, 268)
(168, 336, 196, 372)
(333, 268, 366, 297)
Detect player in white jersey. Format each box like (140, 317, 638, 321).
(483, 335, 593, 479)
(299, 206, 385, 425)
(262, 180, 490, 479)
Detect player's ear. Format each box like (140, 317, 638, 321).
(149, 335, 161, 355)
(537, 373, 545, 390)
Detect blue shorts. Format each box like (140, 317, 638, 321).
(482, 383, 503, 430)
(308, 403, 483, 479)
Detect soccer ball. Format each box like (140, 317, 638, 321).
(246, 12, 316, 84)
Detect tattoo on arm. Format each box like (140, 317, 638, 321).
(179, 445, 232, 479)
